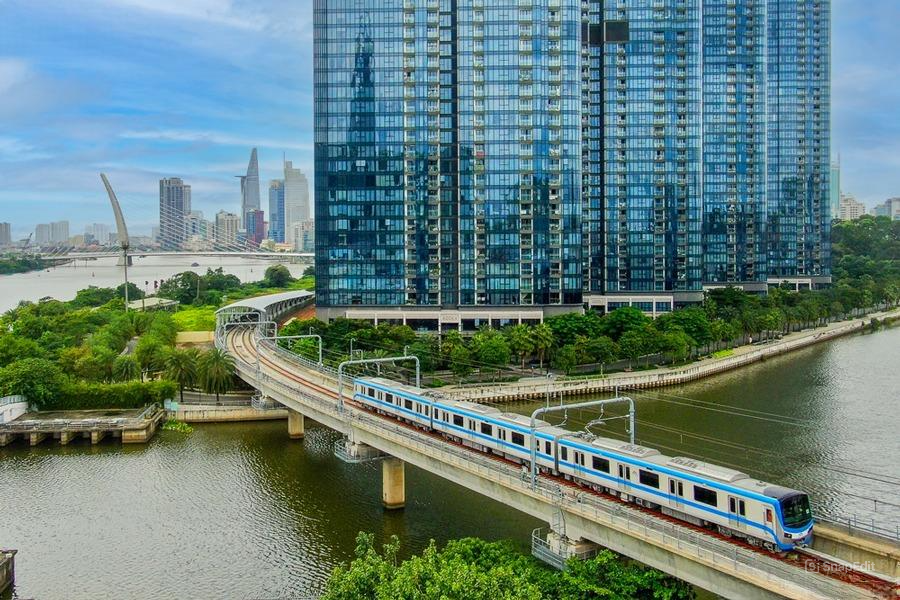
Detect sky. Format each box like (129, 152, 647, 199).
(0, 0, 898, 238)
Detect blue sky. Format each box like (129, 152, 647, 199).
(0, 0, 898, 238)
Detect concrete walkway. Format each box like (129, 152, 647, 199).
(441, 307, 900, 403)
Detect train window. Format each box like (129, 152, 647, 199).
(453, 415, 464, 427)
(560, 447, 568, 461)
(739, 500, 746, 516)
(639, 470, 660, 489)
(424, 406, 430, 417)
(405, 399, 413, 411)
(499, 429, 507, 441)
(480, 422, 492, 436)
(618, 465, 631, 480)
(678, 482, 683, 496)
(468, 420, 476, 432)
(694, 486, 718, 507)
(766, 508, 773, 523)
(545, 441, 552, 455)
(368, 387, 375, 397)
(511, 432, 525, 446)
(385, 393, 393, 404)
(729, 498, 736, 513)
(592, 456, 610, 473)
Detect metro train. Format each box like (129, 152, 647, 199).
(352, 376, 814, 551)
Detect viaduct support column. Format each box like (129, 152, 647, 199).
(382, 457, 405, 510)
(288, 410, 305, 439)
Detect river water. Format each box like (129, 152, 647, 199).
(0, 256, 308, 313)
(1, 262, 898, 599)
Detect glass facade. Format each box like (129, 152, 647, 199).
(314, 0, 831, 313)
(268, 180, 285, 243)
(315, 0, 582, 308)
(597, 0, 703, 295)
(702, 0, 767, 285)
(767, 0, 831, 280)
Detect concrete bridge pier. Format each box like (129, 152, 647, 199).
(29, 432, 48, 446)
(58, 431, 76, 445)
(382, 457, 406, 510)
(91, 430, 106, 445)
(288, 410, 305, 439)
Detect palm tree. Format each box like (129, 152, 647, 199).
(165, 348, 199, 403)
(198, 348, 235, 404)
(530, 323, 555, 371)
(505, 324, 534, 370)
(113, 355, 140, 382)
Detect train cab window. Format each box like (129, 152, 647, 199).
(592, 456, 610, 473)
(639, 470, 660, 489)
(560, 447, 568, 461)
(694, 486, 718, 507)
(480, 422, 492, 436)
(765, 508, 773, 523)
(511, 432, 525, 446)
(405, 399, 413, 411)
(453, 415, 464, 427)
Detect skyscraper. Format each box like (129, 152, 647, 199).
(245, 209, 266, 246)
(830, 160, 841, 223)
(214, 211, 240, 247)
(0, 222, 11, 247)
(159, 177, 191, 249)
(268, 180, 285, 243)
(767, 0, 831, 288)
(35, 223, 51, 245)
(314, 0, 832, 325)
(51, 220, 70, 244)
(238, 148, 261, 228)
(284, 160, 310, 227)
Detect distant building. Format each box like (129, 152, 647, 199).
(872, 198, 900, 220)
(268, 180, 285, 243)
(839, 194, 867, 221)
(245, 209, 266, 245)
(0, 222, 10, 246)
(85, 223, 110, 245)
(830, 161, 841, 223)
(159, 177, 192, 249)
(51, 221, 69, 244)
(214, 211, 240, 247)
(35, 223, 51, 245)
(283, 160, 310, 227)
(185, 211, 209, 239)
(238, 148, 260, 228)
(289, 220, 315, 253)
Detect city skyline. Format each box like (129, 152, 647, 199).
(0, 0, 898, 239)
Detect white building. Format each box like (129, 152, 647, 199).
(0, 222, 10, 246)
(214, 211, 240, 247)
(839, 194, 867, 221)
(35, 223, 51, 245)
(289, 219, 315, 252)
(51, 220, 69, 244)
(284, 160, 310, 227)
(85, 223, 111, 245)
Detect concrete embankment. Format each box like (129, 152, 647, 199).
(167, 404, 287, 423)
(442, 308, 899, 403)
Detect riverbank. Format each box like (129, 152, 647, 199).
(441, 307, 900, 403)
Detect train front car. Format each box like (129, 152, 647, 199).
(765, 486, 814, 548)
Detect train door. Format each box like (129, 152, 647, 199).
(727, 496, 745, 531)
(668, 479, 684, 510)
(617, 464, 631, 492)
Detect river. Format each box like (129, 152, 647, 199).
(0, 255, 308, 313)
(1, 263, 898, 599)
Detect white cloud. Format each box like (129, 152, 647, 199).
(120, 129, 312, 153)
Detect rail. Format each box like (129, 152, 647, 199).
(223, 324, 865, 600)
(818, 515, 900, 544)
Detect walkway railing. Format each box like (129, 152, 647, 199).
(223, 324, 862, 600)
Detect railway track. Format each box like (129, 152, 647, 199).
(228, 327, 899, 598)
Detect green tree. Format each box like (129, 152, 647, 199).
(575, 334, 619, 366)
(116, 282, 145, 301)
(134, 336, 167, 381)
(0, 334, 45, 368)
(598, 306, 651, 340)
(164, 349, 199, 402)
(0, 358, 67, 408)
(198, 348, 235, 403)
(655, 306, 712, 348)
(529, 323, 555, 370)
(158, 271, 200, 305)
(471, 329, 511, 369)
(113, 355, 140, 382)
(71, 286, 117, 308)
(505, 324, 534, 369)
(552, 344, 578, 375)
(659, 329, 693, 364)
(263, 264, 294, 288)
(449, 344, 474, 379)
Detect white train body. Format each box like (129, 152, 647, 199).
(353, 377, 813, 551)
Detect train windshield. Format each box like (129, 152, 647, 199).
(780, 494, 812, 528)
